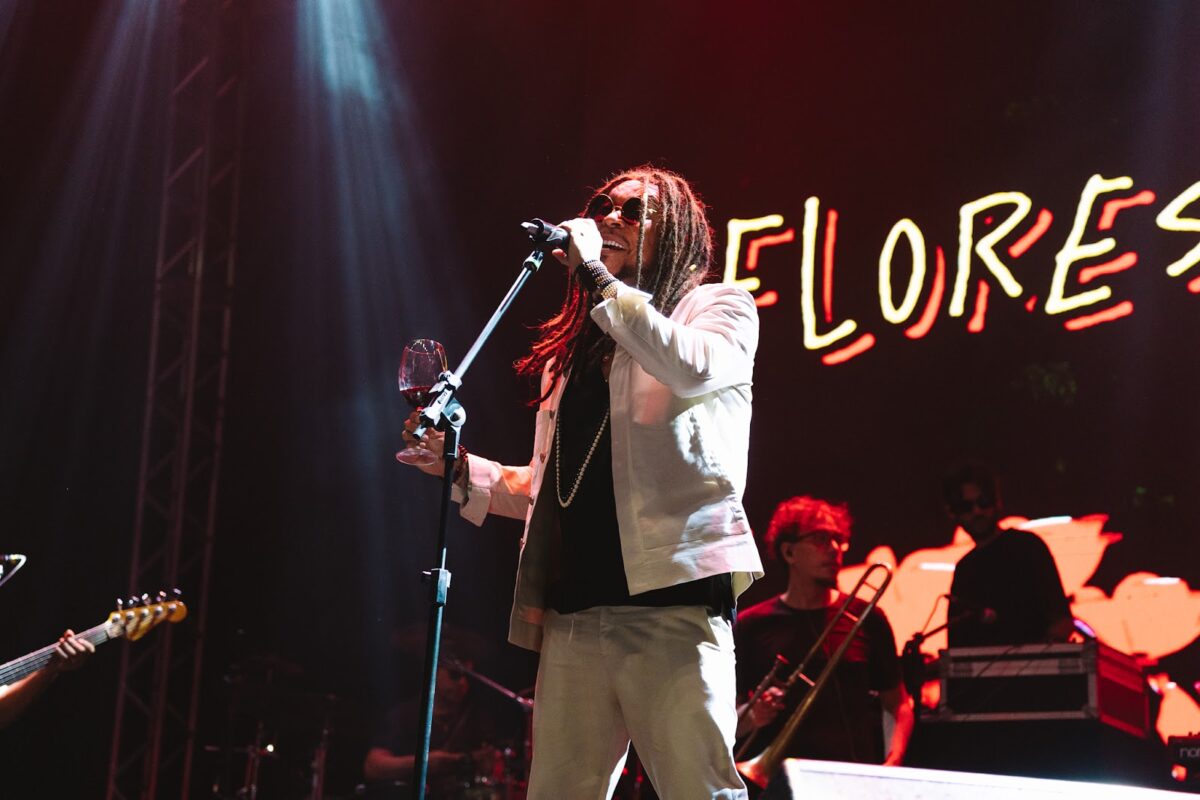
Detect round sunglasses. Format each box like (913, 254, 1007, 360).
(585, 193, 658, 225)
(947, 494, 997, 515)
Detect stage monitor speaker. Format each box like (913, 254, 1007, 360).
(759, 759, 1179, 800)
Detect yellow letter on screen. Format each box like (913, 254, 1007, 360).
(800, 196, 857, 350)
(950, 192, 1031, 317)
(1046, 174, 1131, 315)
(879, 218, 927, 325)
(723, 215, 784, 292)
(1155, 180, 1200, 278)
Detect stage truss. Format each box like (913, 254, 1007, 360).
(107, 1, 247, 797)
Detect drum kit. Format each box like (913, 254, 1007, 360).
(354, 653, 663, 800)
(202, 653, 349, 799)
(203, 629, 688, 800)
(356, 747, 525, 800)
(203, 652, 535, 800)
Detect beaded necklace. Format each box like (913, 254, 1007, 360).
(555, 345, 613, 508)
(554, 406, 609, 508)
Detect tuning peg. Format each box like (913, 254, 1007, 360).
(172, 588, 183, 599)
(117, 598, 125, 610)
(157, 590, 168, 602)
(141, 593, 151, 606)
(127, 596, 140, 609)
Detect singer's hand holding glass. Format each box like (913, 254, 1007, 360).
(400, 410, 448, 477)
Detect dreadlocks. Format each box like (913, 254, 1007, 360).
(515, 165, 715, 399)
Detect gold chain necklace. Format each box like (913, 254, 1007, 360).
(554, 407, 610, 508)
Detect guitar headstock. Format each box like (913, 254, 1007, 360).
(107, 590, 188, 641)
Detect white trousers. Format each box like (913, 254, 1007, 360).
(528, 605, 748, 800)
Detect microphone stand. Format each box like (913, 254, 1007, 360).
(901, 608, 978, 700)
(408, 245, 546, 800)
(445, 657, 535, 713)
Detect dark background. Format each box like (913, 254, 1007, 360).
(1, 1, 1198, 796)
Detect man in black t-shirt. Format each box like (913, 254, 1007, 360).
(943, 463, 1073, 647)
(734, 496, 913, 765)
(361, 664, 499, 798)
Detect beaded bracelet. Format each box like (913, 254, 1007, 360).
(577, 259, 619, 299)
(452, 444, 469, 484)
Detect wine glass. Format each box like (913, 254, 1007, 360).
(397, 338, 447, 466)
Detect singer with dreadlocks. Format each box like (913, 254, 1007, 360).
(402, 166, 762, 798)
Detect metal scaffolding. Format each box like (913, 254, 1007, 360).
(107, 1, 246, 797)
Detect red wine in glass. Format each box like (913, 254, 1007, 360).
(397, 339, 447, 466)
(401, 384, 436, 408)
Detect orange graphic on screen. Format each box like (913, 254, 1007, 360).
(839, 514, 1200, 743)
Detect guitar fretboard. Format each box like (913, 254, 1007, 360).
(0, 623, 115, 687)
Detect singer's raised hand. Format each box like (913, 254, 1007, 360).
(551, 217, 603, 269)
(400, 410, 448, 477)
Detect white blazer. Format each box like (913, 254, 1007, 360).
(456, 281, 764, 651)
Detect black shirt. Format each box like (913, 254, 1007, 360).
(366, 693, 513, 800)
(734, 595, 902, 764)
(948, 528, 1071, 647)
(371, 697, 491, 757)
(543, 363, 731, 615)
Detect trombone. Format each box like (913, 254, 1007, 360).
(735, 562, 893, 789)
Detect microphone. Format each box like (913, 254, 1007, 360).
(908, 601, 996, 649)
(521, 219, 570, 252)
(901, 600, 995, 695)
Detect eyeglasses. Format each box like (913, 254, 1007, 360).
(585, 193, 657, 225)
(947, 494, 997, 515)
(794, 530, 851, 552)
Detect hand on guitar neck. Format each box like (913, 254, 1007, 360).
(48, 629, 95, 674)
(0, 629, 94, 729)
(0, 591, 187, 729)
